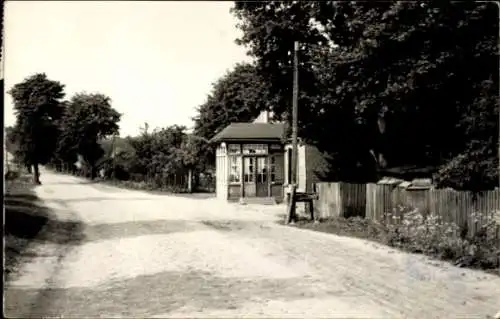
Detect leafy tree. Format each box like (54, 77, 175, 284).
(98, 135, 136, 180)
(192, 62, 273, 170)
(56, 92, 121, 179)
(126, 124, 190, 184)
(433, 78, 499, 191)
(5, 126, 22, 170)
(8, 73, 66, 183)
(232, 1, 499, 189)
(5, 126, 18, 157)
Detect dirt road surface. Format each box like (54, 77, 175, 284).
(4, 169, 500, 318)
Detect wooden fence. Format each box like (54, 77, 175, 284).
(315, 183, 366, 219)
(315, 182, 500, 238)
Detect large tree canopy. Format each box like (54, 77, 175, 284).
(123, 125, 192, 184)
(8, 73, 66, 183)
(192, 62, 273, 169)
(56, 92, 121, 178)
(232, 1, 499, 189)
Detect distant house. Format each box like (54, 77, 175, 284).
(210, 110, 329, 203)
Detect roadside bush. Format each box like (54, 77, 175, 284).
(5, 170, 21, 181)
(384, 207, 500, 270)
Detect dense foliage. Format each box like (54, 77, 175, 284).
(7, 73, 211, 190)
(8, 2, 498, 192)
(192, 63, 273, 169)
(232, 1, 499, 190)
(8, 73, 66, 183)
(56, 93, 121, 178)
(126, 125, 187, 180)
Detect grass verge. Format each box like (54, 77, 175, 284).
(4, 169, 87, 283)
(4, 172, 49, 281)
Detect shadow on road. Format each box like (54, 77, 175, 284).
(160, 192, 216, 200)
(41, 180, 99, 186)
(52, 197, 156, 204)
(83, 220, 202, 242)
(4, 269, 324, 317)
(93, 181, 217, 200)
(4, 177, 86, 281)
(4, 193, 39, 202)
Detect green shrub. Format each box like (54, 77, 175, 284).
(384, 207, 500, 270)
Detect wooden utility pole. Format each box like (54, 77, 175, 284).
(286, 41, 299, 224)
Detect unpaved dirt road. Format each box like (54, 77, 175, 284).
(4, 169, 500, 318)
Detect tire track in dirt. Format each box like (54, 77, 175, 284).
(27, 199, 85, 317)
(4, 193, 86, 318)
(219, 221, 499, 318)
(298, 231, 493, 317)
(9, 170, 498, 318)
(265, 224, 500, 318)
(225, 223, 409, 317)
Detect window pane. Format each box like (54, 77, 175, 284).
(245, 173, 254, 182)
(244, 157, 254, 182)
(228, 144, 240, 154)
(229, 156, 241, 182)
(269, 156, 276, 182)
(243, 144, 268, 154)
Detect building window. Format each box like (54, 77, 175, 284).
(243, 144, 268, 155)
(257, 157, 268, 183)
(228, 144, 241, 154)
(244, 157, 254, 182)
(229, 156, 241, 183)
(270, 156, 276, 182)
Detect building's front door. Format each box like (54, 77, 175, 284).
(243, 156, 269, 197)
(256, 156, 269, 197)
(243, 157, 256, 197)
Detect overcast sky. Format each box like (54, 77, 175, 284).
(3, 1, 251, 136)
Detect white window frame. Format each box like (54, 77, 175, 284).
(228, 156, 242, 183)
(270, 155, 276, 182)
(228, 144, 241, 154)
(243, 143, 268, 155)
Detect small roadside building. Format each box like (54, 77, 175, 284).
(211, 111, 329, 203)
(210, 120, 286, 203)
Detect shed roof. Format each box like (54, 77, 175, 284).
(210, 122, 286, 143)
(377, 177, 404, 186)
(407, 178, 433, 190)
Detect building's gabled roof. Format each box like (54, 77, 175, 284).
(210, 122, 286, 143)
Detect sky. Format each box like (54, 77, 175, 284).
(3, 1, 252, 137)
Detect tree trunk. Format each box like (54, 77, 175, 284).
(33, 162, 41, 185)
(90, 166, 96, 180)
(188, 169, 193, 193)
(193, 173, 200, 192)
